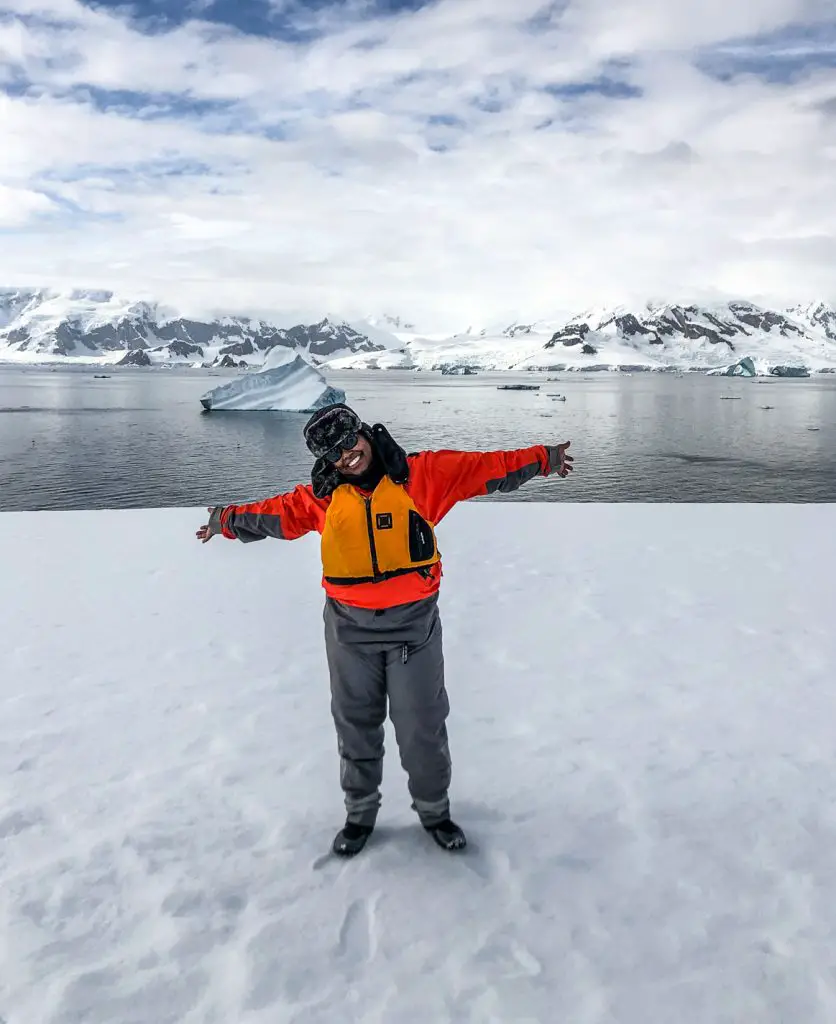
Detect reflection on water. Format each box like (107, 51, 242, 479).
(1, 366, 835, 510)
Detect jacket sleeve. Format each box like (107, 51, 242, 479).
(219, 484, 329, 543)
(409, 445, 551, 524)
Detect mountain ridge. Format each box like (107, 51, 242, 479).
(333, 299, 836, 373)
(0, 289, 381, 367)
(2, 289, 836, 373)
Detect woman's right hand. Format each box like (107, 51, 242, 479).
(196, 506, 224, 543)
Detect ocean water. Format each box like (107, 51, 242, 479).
(1, 365, 835, 511)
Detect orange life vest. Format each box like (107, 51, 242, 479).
(321, 475, 440, 585)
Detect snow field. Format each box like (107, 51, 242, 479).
(1, 504, 835, 1023)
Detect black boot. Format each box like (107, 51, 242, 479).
(332, 821, 374, 857)
(425, 818, 467, 851)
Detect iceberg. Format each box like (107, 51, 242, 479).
(200, 347, 346, 411)
(769, 365, 810, 377)
(707, 356, 757, 377)
(440, 365, 478, 375)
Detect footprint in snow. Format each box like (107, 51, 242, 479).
(0, 807, 45, 838)
(336, 895, 380, 967)
(161, 887, 248, 920)
(473, 933, 543, 979)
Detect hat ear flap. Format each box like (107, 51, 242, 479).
(370, 423, 409, 484)
(311, 456, 340, 499)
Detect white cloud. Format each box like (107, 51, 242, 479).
(0, 0, 835, 327)
(0, 181, 55, 225)
(559, 0, 834, 54)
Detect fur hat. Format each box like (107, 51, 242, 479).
(303, 403, 362, 461)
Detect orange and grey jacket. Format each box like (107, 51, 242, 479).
(219, 445, 553, 610)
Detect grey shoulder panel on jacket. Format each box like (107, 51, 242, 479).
(225, 510, 285, 542)
(484, 459, 542, 494)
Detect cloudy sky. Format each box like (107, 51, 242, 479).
(1, 0, 835, 327)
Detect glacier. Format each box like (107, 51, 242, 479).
(199, 348, 345, 412)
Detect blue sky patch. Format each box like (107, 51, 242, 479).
(426, 113, 464, 127)
(698, 21, 836, 83)
(42, 157, 216, 187)
(38, 189, 124, 221)
(472, 95, 505, 113)
(72, 0, 436, 41)
(0, 71, 35, 99)
(543, 77, 642, 100)
(0, 10, 77, 30)
(65, 85, 242, 122)
(521, 0, 568, 35)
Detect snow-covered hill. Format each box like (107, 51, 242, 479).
(333, 301, 836, 374)
(0, 290, 383, 368)
(3, 290, 836, 373)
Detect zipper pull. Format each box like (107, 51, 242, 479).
(402, 644, 409, 664)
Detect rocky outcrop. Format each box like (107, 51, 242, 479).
(282, 319, 379, 359)
(218, 339, 256, 358)
(546, 323, 590, 348)
(729, 304, 804, 336)
(168, 340, 203, 359)
(118, 349, 151, 367)
(613, 314, 650, 337)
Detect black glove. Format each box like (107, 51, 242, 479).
(544, 442, 573, 477)
(205, 505, 225, 538)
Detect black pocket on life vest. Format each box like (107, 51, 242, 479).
(408, 510, 435, 562)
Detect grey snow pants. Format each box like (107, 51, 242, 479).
(324, 593, 451, 827)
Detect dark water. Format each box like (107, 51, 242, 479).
(1, 365, 835, 511)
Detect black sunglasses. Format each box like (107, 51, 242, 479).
(323, 431, 359, 464)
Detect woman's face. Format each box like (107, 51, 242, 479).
(334, 433, 373, 476)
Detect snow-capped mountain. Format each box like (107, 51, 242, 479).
(0, 288, 48, 329)
(786, 301, 836, 341)
(530, 301, 822, 368)
(0, 290, 383, 367)
(331, 301, 836, 374)
(3, 289, 836, 373)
